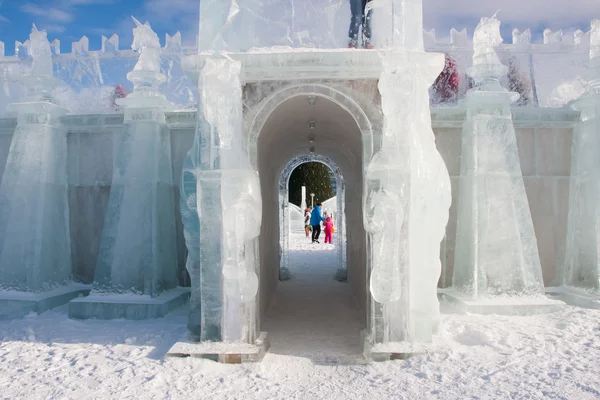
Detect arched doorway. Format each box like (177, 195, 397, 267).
(279, 154, 346, 281)
(246, 83, 377, 339)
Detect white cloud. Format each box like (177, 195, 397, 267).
(0, 15, 8, 23)
(144, 0, 197, 17)
(62, 0, 115, 4)
(423, 0, 598, 32)
(21, 4, 74, 23)
(40, 24, 67, 33)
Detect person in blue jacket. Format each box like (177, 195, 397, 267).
(310, 203, 325, 243)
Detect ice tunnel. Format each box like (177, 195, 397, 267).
(252, 87, 372, 319)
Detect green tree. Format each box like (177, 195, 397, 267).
(288, 162, 334, 207)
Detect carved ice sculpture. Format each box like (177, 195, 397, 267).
(0, 26, 83, 319)
(131, 17, 162, 73)
(449, 16, 564, 313)
(557, 20, 600, 307)
(68, 18, 185, 320)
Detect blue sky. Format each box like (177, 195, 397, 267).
(0, 0, 199, 54)
(0, 0, 596, 54)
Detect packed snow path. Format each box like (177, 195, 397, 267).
(262, 231, 364, 363)
(0, 232, 599, 398)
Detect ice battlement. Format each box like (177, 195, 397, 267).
(0, 26, 593, 64)
(424, 28, 592, 52)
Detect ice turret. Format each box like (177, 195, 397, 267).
(0, 26, 86, 319)
(68, 18, 188, 320)
(446, 16, 564, 314)
(553, 20, 600, 308)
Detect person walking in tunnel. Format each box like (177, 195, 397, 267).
(348, 0, 373, 49)
(323, 215, 335, 244)
(310, 203, 325, 243)
(304, 207, 312, 238)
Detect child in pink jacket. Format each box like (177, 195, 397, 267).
(323, 216, 334, 244)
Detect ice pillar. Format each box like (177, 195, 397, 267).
(0, 26, 71, 293)
(301, 186, 307, 209)
(452, 17, 545, 298)
(563, 20, 600, 291)
(182, 57, 261, 342)
(92, 20, 178, 298)
(364, 0, 451, 350)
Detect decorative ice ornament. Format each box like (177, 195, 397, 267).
(20, 24, 58, 102)
(115, 17, 168, 110)
(29, 24, 53, 78)
(472, 15, 503, 66)
(131, 17, 161, 73)
(366, 188, 404, 304)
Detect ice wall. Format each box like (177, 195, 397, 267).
(452, 17, 545, 298)
(563, 20, 600, 290)
(198, 0, 354, 50)
(0, 26, 71, 292)
(92, 20, 178, 296)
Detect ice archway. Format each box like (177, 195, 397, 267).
(278, 154, 346, 281)
(247, 82, 379, 318)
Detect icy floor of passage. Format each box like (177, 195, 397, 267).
(0, 233, 599, 399)
(262, 231, 364, 364)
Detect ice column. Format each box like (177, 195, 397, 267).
(181, 57, 261, 342)
(452, 17, 546, 298)
(365, 0, 451, 348)
(300, 186, 307, 229)
(92, 19, 178, 297)
(563, 20, 600, 291)
(0, 26, 72, 293)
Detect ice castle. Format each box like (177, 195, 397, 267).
(0, 0, 598, 361)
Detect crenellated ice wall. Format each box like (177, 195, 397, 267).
(0, 107, 578, 295)
(0, 23, 595, 117)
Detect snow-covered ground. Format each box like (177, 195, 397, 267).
(1, 232, 599, 399)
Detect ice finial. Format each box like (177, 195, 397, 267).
(574, 29, 587, 46)
(512, 29, 531, 47)
(472, 15, 503, 67)
(543, 29, 563, 45)
(101, 34, 119, 53)
(450, 28, 469, 48)
(29, 24, 53, 77)
(165, 32, 182, 52)
(423, 29, 436, 48)
(130, 16, 161, 73)
(590, 20, 600, 61)
(468, 15, 510, 92)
